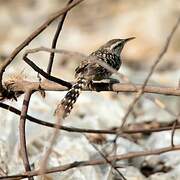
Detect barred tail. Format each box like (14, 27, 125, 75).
(55, 78, 87, 118)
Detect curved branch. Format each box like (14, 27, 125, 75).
(19, 90, 33, 180)
(0, 102, 179, 135)
(23, 56, 72, 88)
(47, 0, 74, 74)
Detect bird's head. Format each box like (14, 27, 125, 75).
(101, 37, 135, 56)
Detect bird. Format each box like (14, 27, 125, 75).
(55, 37, 135, 118)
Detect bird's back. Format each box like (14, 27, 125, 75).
(75, 48, 121, 81)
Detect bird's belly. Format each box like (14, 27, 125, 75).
(93, 69, 112, 80)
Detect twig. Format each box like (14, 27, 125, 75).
(23, 55, 72, 88)
(39, 107, 64, 175)
(47, 0, 74, 74)
(171, 120, 177, 147)
(1, 144, 180, 179)
(1, 102, 180, 135)
(19, 90, 33, 180)
(84, 134, 126, 180)
(120, 16, 180, 128)
(24, 46, 86, 58)
(145, 94, 178, 119)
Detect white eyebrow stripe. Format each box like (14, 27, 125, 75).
(110, 41, 121, 50)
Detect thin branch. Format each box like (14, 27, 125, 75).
(1, 102, 180, 135)
(19, 90, 34, 180)
(145, 94, 178, 118)
(120, 16, 180, 128)
(47, 0, 74, 74)
(171, 120, 177, 147)
(84, 134, 126, 180)
(1, 144, 180, 179)
(23, 55, 72, 88)
(39, 105, 64, 175)
(24, 46, 86, 58)
(39, 119, 61, 176)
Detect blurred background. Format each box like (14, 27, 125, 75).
(0, 0, 180, 82)
(0, 0, 180, 179)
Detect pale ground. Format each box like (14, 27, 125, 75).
(0, 0, 180, 179)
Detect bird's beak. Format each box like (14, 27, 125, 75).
(123, 37, 136, 43)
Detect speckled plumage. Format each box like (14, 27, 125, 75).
(56, 37, 135, 118)
(75, 49, 121, 81)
